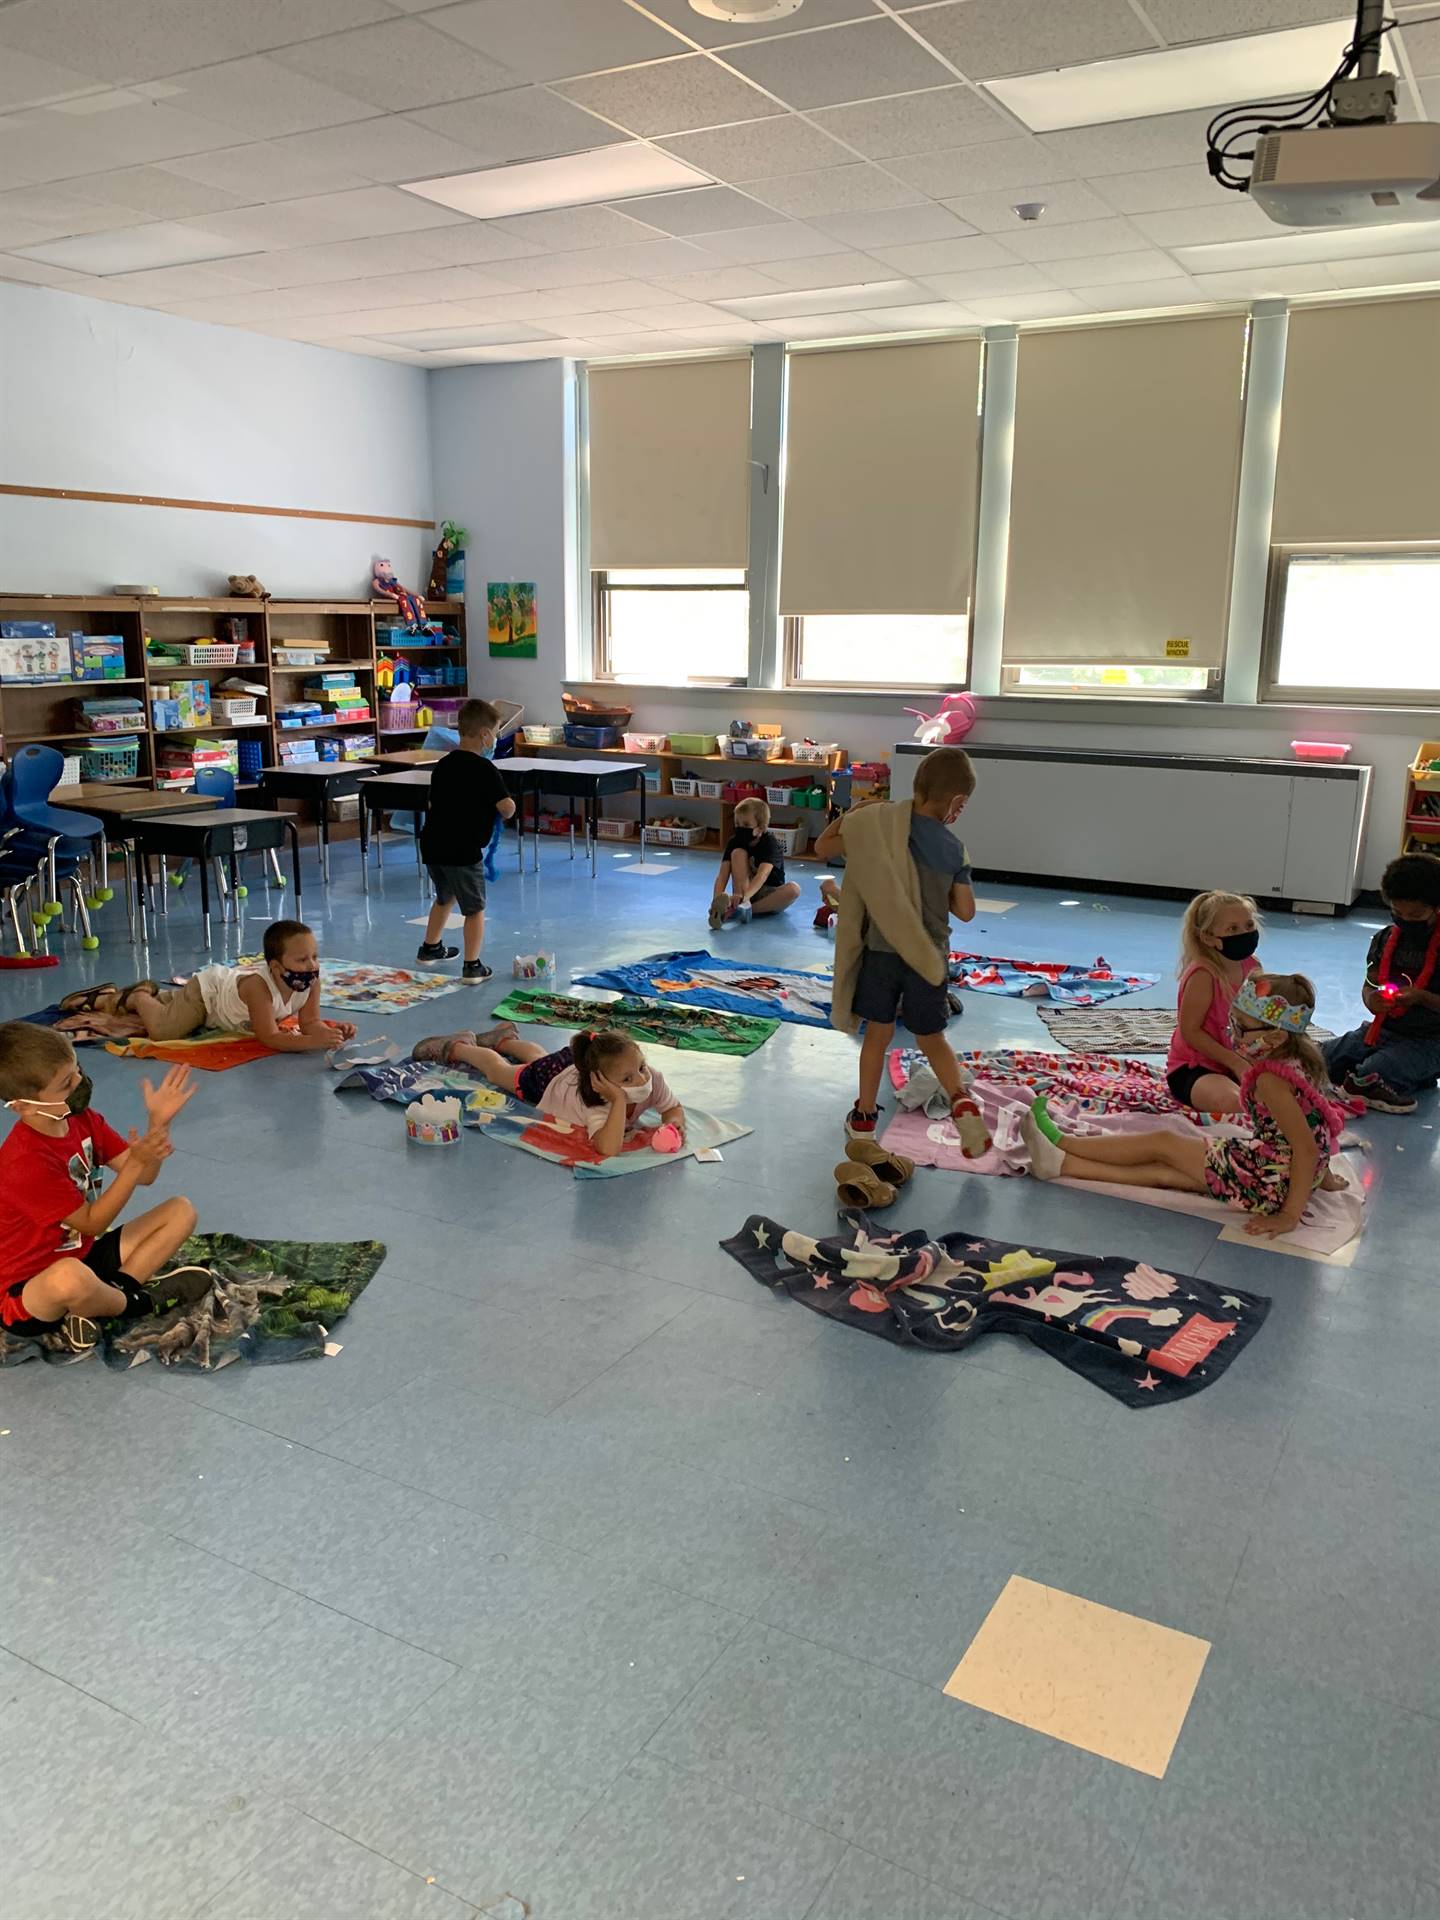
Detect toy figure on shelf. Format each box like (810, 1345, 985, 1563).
(372, 556, 426, 631)
(426, 520, 467, 601)
(905, 692, 976, 746)
(376, 656, 415, 696)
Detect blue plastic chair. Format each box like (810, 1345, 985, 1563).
(6, 745, 103, 947)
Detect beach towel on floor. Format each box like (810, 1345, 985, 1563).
(891, 1046, 1197, 1119)
(950, 950, 1159, 1006)
(334, 1056, 498, 1104)
(721, 1214, 1267, 1407)
(240, 955, 470, 1015)
(1037, 1003, 1334, 1054)
(0, 1233, 384, 1369)
(574, 950, 832, 1027)
(490, 986, 778, 1056)
(478, 1102, 749, 1178)
(25, 1002, 306, 1069)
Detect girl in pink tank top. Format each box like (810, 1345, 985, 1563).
(1164, 890, 1261, 1114)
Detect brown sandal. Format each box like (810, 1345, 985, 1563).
(114, 979, 161, 1014)
(834, 1159, 897, 1209)
(58, 983, 118, 1015)
(844, 1137, 915, 1185)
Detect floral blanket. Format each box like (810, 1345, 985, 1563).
(950, 950, 1159, 1006)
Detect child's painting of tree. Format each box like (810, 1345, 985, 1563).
(487, 581, 537, 658)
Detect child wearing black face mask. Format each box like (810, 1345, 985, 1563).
(1165, 889, 1262, 1115)
(83, 920, 357, 1054)
(1323, 852, 1440, 1114)
(0, 1023, 197, 1342)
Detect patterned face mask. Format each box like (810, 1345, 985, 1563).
(280, 967, 320, 992)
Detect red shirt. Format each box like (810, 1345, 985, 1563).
(0, 1110, 128, 1292)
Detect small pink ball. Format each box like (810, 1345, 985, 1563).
(651, 1123, 683, 1154)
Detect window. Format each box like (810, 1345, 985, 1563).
(1003, 663, 1214, 695)
(786, 612, 969, 690)
(593, 570, 748, 685)
(1267, 552, 1440, 703)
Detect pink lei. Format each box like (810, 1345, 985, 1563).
(1239, 1054, 1361, 1145)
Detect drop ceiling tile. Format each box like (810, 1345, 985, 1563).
(1003, 215, 1152, 261)
(422, 0, 686, 81)
(162, 57, 382, 139)
(608, 185, 783, 235)
(162, 141, 373, 203)
(89, 261, 263, 304)
(809, 84, 1016, 160)
(605, 300, 728, 329)
(1326, 248, 1440, 288)
(1145, 0, 1344, 43)
(964, 289, 1094, 320)
(1399, 15, 1440, 78)
(0, 250, 98, 288)
(744, 164, 926, 218)
(575, 328, 691, 354)
(856, 299, 977, 329)
(14, 220, 261, 274)
(412, 84, 628, 162)
(1038, 109, 1213, 179)
(810, 202, 975, 248)
(1190, 263, 1340, 298)
(723, 17, 953, 109)
(1089, 163, 1226, 215)
(1043, 247, 1189, 288)
(305, 299, 498, 333)
(692, 220, 848, 263)
(549, 308, 660, 338)
(1130, 200, 1278, 246)
(0, 0, 397, 86)
(675, 320, 783, 344)
(921, 263, 1057, 298)
(271, 117, 496, 186)
(722, 277, 927, 316)
(650, 264, 787, 299)
(489, 204, 670, 250)
(273, 19, 515, 111)
(549, 237, 713, 278)
(405, 223, 550, 267)
(867, 233, 1019, 273)
(768, 309, 891, 338)
(941, 178, 1116, 232)
(215, 231, 485, 287)
(658, 115, 851, 183)
(509, 277, 683, 312)
(901, 0, 1152, 81)
(0, 186, 152, 249)
(639, 0, 879, 49)
(555, 54, 781, 137)
(758, 250, 893, 290)
(304, 266, 517, 308)
(376, 319, 556, 348)
(886, 137, 1078, 196)
(0, 49, 100, 113)
(1082, 277, 1207, 310)
(1, 102, 243, 184)
(160, 203, 345, 251)
(64, 166, 250, 220)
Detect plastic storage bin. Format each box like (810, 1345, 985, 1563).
(727, 737, 787, 761)
(1290, 741, 1350, 761)
(669, 776, 698, 798)
(213, 697, 257, 722)
(667, 732, 715, 756)
(790, 741, 838, 764)
(80, 737, 140, 782)
(663, 824, 707, 847)
(1410, 743, 1440, 791)
(595, 818, 632, 839)
(522, 724, 566, 744)
(564, 723, 622, 749)
(695, 779, 725, 799)
(623, 731, 668, 753)
(180, 643, 239, 666)
(771, 823, 808, 855)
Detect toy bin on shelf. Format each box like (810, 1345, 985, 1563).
(667, 732, 715, 756)
(791, 741, 838, 764)
(669, 776, 698, 798)
(727, 737, 787, 761)
(772, 823, 809, 855)
(179, 643, 239, 667)
(564, 723, 622, 748)
(213, 697, 258, 722)
(1410, 743, 1440, 791)
(695, 779, 725, 799)
(664, 824, 707, 847)
(595, 818, 632, 839)
(623, 731, 668, 753)
(1290, 741, 1350, 761)
(79, 737, 140, 782)
(522, 724, 565, 744)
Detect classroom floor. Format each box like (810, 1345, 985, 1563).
(2, 834, 1437, 1920)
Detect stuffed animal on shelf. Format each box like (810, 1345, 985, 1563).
(372, 556, 426, 630)
(227, 573, 269, 600)
(905, 692, 976, 746)
(426, 532, 453, 603)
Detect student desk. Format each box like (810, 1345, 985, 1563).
(51, 786, 219, 943)
(258, 763, 368, 884)
(129, 807, 302, 949)
(357, 770, 431, 883)
(502, 756, 649, 876)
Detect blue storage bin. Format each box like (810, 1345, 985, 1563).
(564, 724, 622, 748)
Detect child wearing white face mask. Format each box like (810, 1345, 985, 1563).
(412, 1023, 684, 1159)
(1023, 973, 1356, 1240)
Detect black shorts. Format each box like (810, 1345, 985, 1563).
(1166, 1062, 1236, 1106)
(0, 1228, 126, 1335)
(853, 947, 950, 1037)
(425, 861, 487, 915)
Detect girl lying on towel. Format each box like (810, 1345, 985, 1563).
(1022, 973, 1355, 1240)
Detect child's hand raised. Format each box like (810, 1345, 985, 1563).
(142, 1065, 195, 1128)
(126, 1126, 173, 1182)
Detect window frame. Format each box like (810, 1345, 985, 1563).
(1262, 542, 1440, 707)
(781, 612, 972, 695)
(591, 568, 749, 687)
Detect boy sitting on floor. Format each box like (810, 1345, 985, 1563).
(1323, 851, 1440, 1113)
(61, 920, 356, 1053)
(0, 1024, 197, 1343)
(709, 797, 802, 928)
(416, 698, 518, 982)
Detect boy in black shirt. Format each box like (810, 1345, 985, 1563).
(1323, 852, 1440, 1113)
(416, 699, 516, 981)
(709, 797, 802, 927)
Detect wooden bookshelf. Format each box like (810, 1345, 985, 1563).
(0, 594, 469, 830)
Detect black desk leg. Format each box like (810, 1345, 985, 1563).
(569, 794, 576, 862)
(319, 797, 331, 885)
(285, 821, 303, 912)
(199, 837, 213, 951)
(638, 772, 648, 857)
(589, 780, 598, 877)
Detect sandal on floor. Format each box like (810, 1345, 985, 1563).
(834, 1159, 897, 1209)
(114, 979, 162, 1014)
(843, 1136, 915, 1185)
(58, 983, 118, 1014)
(411, 1031, 477, 1064)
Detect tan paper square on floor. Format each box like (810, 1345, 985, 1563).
(943, 1574, 1210, 1778)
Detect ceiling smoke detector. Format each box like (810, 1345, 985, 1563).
(690, 0, 805, 22)
(1013, 202, 1046, 223)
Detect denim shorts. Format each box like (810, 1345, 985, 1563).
(425, 861, 486, 915)
(853, 947, 950, 1037)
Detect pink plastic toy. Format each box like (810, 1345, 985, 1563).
(905, 692, 976, 746)
(651, 1123, 683, 1154)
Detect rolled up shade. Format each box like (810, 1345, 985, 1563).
(780, 338, 982, 616)
(1004, 315, 1247, 667)
(586, 357, 752, 571)
(1273, 296, 1440, 543)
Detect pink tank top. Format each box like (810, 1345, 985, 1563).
(1166, 956, 1259, 1076)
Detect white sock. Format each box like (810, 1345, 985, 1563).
(1020, 1111, 1065, 1180)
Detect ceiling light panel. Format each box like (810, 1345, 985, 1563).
(904, 0, 1152, 83)
(400, 144, 713, 219)
(986, 19, 1350, 134)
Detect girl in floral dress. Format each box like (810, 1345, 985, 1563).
(1022, 974, 1356, 1239)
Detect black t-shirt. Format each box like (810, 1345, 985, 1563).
(723, 825, 785, 889)
(420, 749, 508, 865)
(1366, 922, 1440, 1038)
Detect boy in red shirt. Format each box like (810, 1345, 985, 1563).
(0, 1023, 197, 1342)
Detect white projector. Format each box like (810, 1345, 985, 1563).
(1252, 122, 1440, 226)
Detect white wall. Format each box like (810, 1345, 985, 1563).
(0, 282, 432, 598)
(428, 357, 576, 708)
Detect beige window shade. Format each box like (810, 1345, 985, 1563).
(586, 357, 752, 570)
(1273, 297, 1440, 544)
(1004, 315, 1247, 667)
(780, 338, 982, 616)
